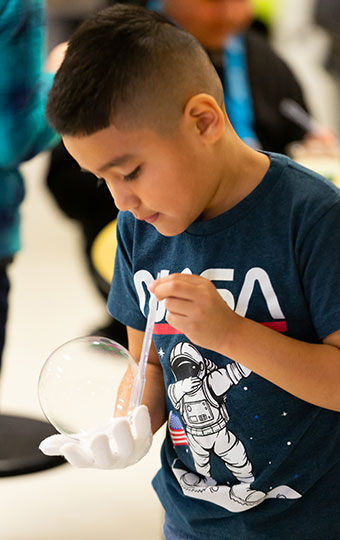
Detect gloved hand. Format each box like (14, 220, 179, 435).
(39, 405, 152, 469)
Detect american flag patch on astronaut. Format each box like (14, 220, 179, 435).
(168, 411, 188, 446)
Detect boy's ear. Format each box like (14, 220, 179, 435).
(183, 93, 225, 144)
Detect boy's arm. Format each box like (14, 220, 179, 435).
(127, 326, 167, 434)
(150, 274, 340, 412)
(224, 318, 340, 411)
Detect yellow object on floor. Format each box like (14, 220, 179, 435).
(90, 219, 117, 287)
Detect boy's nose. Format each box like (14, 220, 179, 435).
(108, 184, 140, 212)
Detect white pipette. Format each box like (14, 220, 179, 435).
(128, 282, 158, 412)
(279, 98, 322, 133)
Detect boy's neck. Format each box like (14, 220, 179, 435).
(202, 137, 270, 221)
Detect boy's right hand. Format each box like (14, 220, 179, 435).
(39, 405, 152, 469)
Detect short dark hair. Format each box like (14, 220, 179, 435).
(46, 3, 223, 136)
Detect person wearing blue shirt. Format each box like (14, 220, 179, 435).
(40, 5, 340, 539)
(0, 0, 62, 368)
(44, 0, 336, 349)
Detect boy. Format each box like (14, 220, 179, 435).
(40, 5, 340, 539)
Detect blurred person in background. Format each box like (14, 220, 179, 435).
(0, 0, 65, 372)
(161, 0, 313, 150)
(315, 0, 340, 80)
(249, 0, 280, 37)
(314, 0, 340, 135)
(44, 0, 336, 344)
(46, 0, 108, 50)
(272, 0, 339, 138)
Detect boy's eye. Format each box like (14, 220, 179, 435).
(123, 165, 142, 182)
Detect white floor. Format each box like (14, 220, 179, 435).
(0, 153, 165, 540)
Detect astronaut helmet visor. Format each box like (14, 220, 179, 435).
(171, 356, 202, 380)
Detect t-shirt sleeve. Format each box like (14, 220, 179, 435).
(107, 212, 146, 331)
(298, 197, 340, 339)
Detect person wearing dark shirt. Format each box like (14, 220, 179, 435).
(45, 0, 321, 344)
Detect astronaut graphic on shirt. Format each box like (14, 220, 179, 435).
(168, 341, 266, 506)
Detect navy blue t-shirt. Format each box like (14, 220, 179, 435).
(108, 153, 340, 539)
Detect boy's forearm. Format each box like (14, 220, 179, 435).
(114, 356, 166, 433)
(142, 362, 167, 434)
(221, 315, 340, 411)
(126, 326, 167, 434)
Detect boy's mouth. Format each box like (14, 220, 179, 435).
(142, 213, 159, 224)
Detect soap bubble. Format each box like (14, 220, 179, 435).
(38, 336, 138, 438)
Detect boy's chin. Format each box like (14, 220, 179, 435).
(152, 221, 187, 237)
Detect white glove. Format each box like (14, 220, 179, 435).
(39, 405, 152, 469)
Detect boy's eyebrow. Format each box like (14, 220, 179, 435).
(97, 153, 134, 173)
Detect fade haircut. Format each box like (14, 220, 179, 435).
(46, 3, 224, 136)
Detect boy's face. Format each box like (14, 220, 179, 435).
(63, 121, 221, 237)
(164, 0, 254, 49)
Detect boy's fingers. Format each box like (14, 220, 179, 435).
(153, 274, 208, 301)
(153, 282, 194, 302)
(165, 297, 191, 316)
